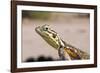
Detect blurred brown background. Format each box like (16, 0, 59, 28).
(22, 11, 90, 62)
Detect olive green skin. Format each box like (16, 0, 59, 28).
(35, 26, 60, 49)
(35, 25, 90, 60)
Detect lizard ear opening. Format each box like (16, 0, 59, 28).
(52, 34, 56, 38)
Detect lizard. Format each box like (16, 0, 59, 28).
(35, 24, 89, 60)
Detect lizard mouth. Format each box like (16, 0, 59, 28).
(35, 26, 42, 35)
(35, 26, 40, 33)
(35, 26, 46, 38)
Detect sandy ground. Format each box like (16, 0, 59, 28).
(22, 16, 90, 62)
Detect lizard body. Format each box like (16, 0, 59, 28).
(35, 24, 89, 60)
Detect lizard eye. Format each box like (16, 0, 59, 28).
(44, 27, 48, 31)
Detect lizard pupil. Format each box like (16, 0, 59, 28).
(44, 27, 48, 31)
(46, 27, 48, 30)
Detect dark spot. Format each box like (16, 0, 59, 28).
(37, 56, 46, 61)
(45, 57, 53, 61)
(52, 34, 56, 38)
(25, 56, 59, 62)
(25, 57, 35, 62)
(45, 27, 48, 30)
(44, 27, 48, 31)
(37, 56, 54, 61)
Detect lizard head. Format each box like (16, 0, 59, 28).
(35, 24, 60, 49)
